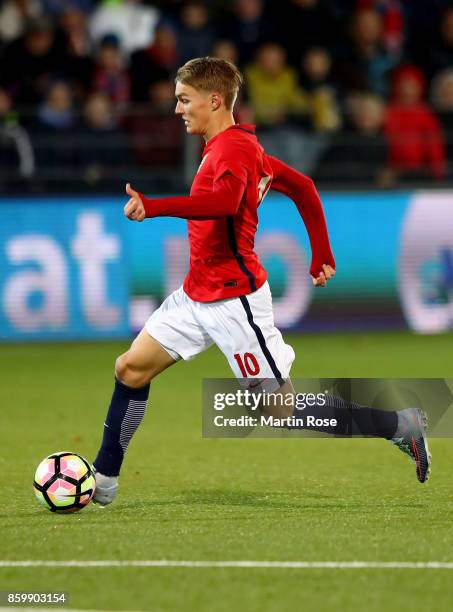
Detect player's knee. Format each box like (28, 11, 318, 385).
(115, 352, 153, 388)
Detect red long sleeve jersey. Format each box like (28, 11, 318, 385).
(140, 124, 335, 302)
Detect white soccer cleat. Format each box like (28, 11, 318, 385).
(93, 470, 119, 506)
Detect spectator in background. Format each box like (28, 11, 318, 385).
(78, 92, 128, 191)
(0, 87, 35, 187)
(0, 0, 42, 45)
(431, 68, 453, 176)
(222, 0, 274, 65)
(314, 92, 389, 185)
(177, 2, 215, 65)
(211, 39, 240, 66)
(30, 80, 80, 188)
(129, 24, 178, 103)
(300, 47, 341, 132)
(422, 7, 453, 81)
(59, 7, 94, 100)
(335, 8, 398, 98)
(124, 78, 183, 168)
(244, 42, 307, 127)
(0, 16, 67, 108)
(274, 0, 340, 66)
(92, 34, 130, 109)
(357, 0, 405, 57)
(246, 42, 336, 133)
(89, 0, 160, 57)
(40, 0, 93, 17)
(384, 65, 446, 182)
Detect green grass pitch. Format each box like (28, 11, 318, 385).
(1, 331, 453, 611)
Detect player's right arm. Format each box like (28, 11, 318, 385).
(266, 154, 336, 287)
(123, 176, 246, 222)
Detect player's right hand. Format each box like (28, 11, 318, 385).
(124, 183, 145, 222)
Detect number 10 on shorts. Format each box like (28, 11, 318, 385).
(233, 353, 260, 377)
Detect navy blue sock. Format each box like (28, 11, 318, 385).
(292, 394, 397, 438)
(93, 377, 150, 476)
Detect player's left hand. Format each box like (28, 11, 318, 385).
(312, 264, 335, 287)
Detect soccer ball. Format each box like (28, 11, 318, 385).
(33, 452, 96, 513)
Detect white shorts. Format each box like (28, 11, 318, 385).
(145, 281, 295, 384)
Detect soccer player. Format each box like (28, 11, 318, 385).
(92, 57, 430, 505)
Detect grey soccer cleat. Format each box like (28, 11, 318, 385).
(390, 408, 431, 483)
(92, 469, 119, 505)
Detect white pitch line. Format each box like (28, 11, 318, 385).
(1, 560, 453, 569)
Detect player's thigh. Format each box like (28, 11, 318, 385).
(145, 286, 213, 361)
(204, 282, 295, 383)
(116, 328, 177, 384)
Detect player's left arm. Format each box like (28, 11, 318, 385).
(266, 154, 335, 287)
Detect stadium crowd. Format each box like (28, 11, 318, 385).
(1, 0, 453, 192)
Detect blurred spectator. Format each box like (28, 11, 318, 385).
(124, 78, 183, 167)
(78, 92, 128, 190)
(30, 80, 80, 188)
(384, 65, 446, 182)
(177, 1, 216, 65)
(431, 68, 453, 175)
(211, 39, 240, 65)
(89, 0, 160, 57)
(92, 34, 130, 108)
(314, 92, 389, 185)
(40, 0, 93, 16)
(357, 0, 405, 56)
(421, 7, 453, 81)
(245, 43, 321, 130)
(0, 0, 42, 44)
(0, 87, 35, 186)
(274, 0, 340, 66)
(59, 7, 94, 100)
(335, 8, 398, 98)
(129, 25, 178, 103)
(0, 16, 67, 107)
(245, 43, 305, 126)
(221, 0, 274, 65)
(300, 47, 341, 132)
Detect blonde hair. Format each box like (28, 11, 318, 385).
(175, 56, 243, 111)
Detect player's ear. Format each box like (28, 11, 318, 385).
(211, 94, 221, 111)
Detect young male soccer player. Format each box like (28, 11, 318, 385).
(92, 57, 431, 505)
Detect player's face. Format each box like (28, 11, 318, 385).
(175, 82, 212, 135)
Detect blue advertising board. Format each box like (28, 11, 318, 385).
(1, 191, 453, 340)
(0, 199, 129, 340)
